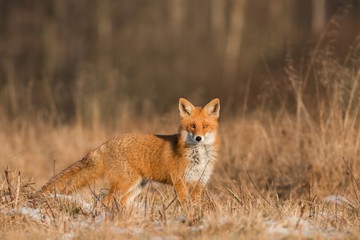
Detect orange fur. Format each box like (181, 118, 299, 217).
(41, 98, 221, 207)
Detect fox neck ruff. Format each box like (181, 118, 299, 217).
(183, 143, 217, 184)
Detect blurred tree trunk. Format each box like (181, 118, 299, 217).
(97, 0, 112, 65)
(211, 0, 226, 50)
(312, 0, 326, 35)
(224, 0, 246, 82)
(269, 0, 294, 51)
(170, 0, 185, 36)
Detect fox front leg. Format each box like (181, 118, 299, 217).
(189, 183, 204, 203)
(174, 180, 189, 206)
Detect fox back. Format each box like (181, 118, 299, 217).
(41, 98, 221, 207)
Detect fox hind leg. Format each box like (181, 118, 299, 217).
(101, 178, 147, 208)
(101, 182, 121, 208)
(120, 179, 149, 206)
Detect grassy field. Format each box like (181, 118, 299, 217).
(1, 100, 360, 239)
(1, 45, 360, 239)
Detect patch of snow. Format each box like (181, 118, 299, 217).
(190, 225, 205, 233)
(10, 207, 49, 223)
(323, 195, 356, 208)
(266, 220, 290, 236)
(18, 207, 43, 221)
(49, 194, 93, 212)
(265, 215, 347, 238)
(175, 215, 186, 223)
(95, 211, 106, 224)
(60, 232, 75, 240)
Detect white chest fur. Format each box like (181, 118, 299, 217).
(184, 144, 217, 184)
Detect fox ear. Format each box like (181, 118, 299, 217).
(179, 98, 195, 118)
(204, 98, 220, 118)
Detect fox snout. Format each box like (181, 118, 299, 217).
(191, 134, 203, 143)
(184, 132, 215, 145)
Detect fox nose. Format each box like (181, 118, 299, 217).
(195, 136, 202, 142)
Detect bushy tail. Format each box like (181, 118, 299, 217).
(41, 151, 104, 194)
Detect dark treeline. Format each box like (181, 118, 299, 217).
(0, 0, 359, 125)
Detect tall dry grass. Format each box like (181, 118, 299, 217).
(1, 38, 360, 239)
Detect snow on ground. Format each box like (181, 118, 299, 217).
(3, 194, 355, 239)
(12, 207, 49, 222)
(48, 193, 94, 212)
(264, 216, 345, 238)
(323, 195, 356, 209)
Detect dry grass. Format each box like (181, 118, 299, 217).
(2, 111, 360, 239)
(1, 41, 360, 239)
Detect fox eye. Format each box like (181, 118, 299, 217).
(203, 124, 208, 129)
(190, 124, 196, 129)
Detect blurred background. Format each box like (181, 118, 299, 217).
(0, 0, 359, 126)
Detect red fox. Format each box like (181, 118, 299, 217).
(41, 98, 220, 207)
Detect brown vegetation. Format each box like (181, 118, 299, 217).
(1, 40, 360, 238)
(1, 1, 360, 239)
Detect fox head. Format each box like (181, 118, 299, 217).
(178, 98, 220, 145)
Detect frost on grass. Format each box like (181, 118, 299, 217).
(15, 207, 49, 222)
(48, 193, 93, 213)
(0, 170, 358, 240)
(323, 195, 357, 209)
(264, 216, 344, 238)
